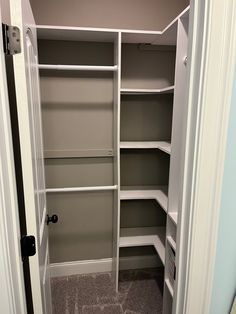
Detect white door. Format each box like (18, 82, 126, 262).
(0, 5, 27, 314)
(9, 0, 52, 313)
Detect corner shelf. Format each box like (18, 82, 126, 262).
(120, 141, 171, 155)
(120, 186, 168, 213)
(120, 85, 174, 95)
(119, 226, 166, 265)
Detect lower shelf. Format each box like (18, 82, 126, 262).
(120, 186, 168, 213)
(119, 227, 166, 265)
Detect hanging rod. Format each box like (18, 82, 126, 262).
(38, 64, 118, 71)
(46, 185, 118, 193)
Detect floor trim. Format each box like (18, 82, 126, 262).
(50, 255, 162, 278)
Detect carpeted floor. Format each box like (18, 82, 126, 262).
(51, 268, 164, 314)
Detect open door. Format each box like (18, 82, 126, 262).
(9, 0, 52, 313)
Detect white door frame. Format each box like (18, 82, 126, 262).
(0, 0, 235, 313)
(0, 6, 27, 314)
(175, 0, 236, 313)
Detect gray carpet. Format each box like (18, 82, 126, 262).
(51, 268, 164, 314)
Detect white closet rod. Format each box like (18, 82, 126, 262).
(38, 64, 118, 71)
(46, 185, 118, 193)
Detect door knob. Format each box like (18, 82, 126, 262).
(47, 214, 58, 225)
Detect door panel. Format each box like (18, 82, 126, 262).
(9, 0, 52, 313)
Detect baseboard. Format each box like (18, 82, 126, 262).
(50, 255, 162, 278)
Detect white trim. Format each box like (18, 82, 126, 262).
(175, 0, 236, 313)
(50, 256, 162, 278)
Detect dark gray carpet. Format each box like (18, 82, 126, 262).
(51, 268, 164, 314)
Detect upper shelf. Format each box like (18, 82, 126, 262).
(120, 86, 174, 95)
(36, 6, 190, 45)
(38, 64, 118, 72)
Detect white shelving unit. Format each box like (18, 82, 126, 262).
(37, 5, 190, 314)
(120, 141, 171, 154)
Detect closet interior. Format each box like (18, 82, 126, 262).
(37, 4, 189, 313)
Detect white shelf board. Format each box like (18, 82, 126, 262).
(120, 141, 171, 154)
(38, 64, 118, 72)
(165, 278, 174, 297)
(119, 227, 166, 265)
(169, 212, 178, 225)
(120, 86, 174, 95)
(37, 27, 118, 42)
(167, 236, 176, 251)
(120, 186, 168, 213)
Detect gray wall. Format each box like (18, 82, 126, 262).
(30, 0, 189, 31)
(0, 0, 10, 23)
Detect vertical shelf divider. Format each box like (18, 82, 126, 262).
(112, 31, 122, 292)
(163, 12, 189, 314)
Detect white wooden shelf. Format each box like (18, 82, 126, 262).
(167, 236, 176, 251)
(120, 141, 171, 154)
(46, 185, 118, 193)
(120, 186, 168, 213)
(119, 227, 166, 265)
(165, 278, 174, 297)
(169, 212, 178, 225)
(38, 64, 118, 72)
(120, 86, 174, 95)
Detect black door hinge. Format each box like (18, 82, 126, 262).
(2, 23, 21, 55)
(21, 235, 36, 261)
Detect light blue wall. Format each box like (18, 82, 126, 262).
(210, 67, 236, 314)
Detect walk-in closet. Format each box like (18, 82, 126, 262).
(11, 0, 190, 312)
